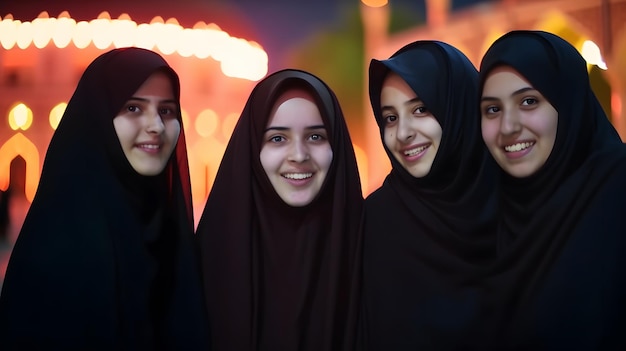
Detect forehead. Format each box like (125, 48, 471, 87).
(380, 72, 418, 102)
(268, 89, 323, 127)
(132, 71, 175, 97)
(482, 66, 533, 94)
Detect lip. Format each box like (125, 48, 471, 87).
(501, 140, 535, 159)
(281, 171, 314, 186)
(400, 143, 430, 162)
(135, 142, 163, 155)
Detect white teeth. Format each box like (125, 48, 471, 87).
(283, 173, 313, 180)
(504, 142, 534, 152)
(139, 144, 159, 149)
(404, 145, 428, 156)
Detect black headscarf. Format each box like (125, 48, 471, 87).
(361, 41, 498, 349)
(197, 69, 363, 351)
(477, 30, 626, 349)
(0, 47, 209, 350)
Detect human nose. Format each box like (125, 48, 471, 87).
(146, 110, 165, 134)
(500, 109, 521, 135)
(396, 115, 415, 142)
(288, 140, 310, 163)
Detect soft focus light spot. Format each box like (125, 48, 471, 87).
(52, 14, 75, 48)
(134, 23, 156, 49)
(221, 112, 239, 140)
(73, 21, 92, 48)
(49, 102, 67, 130)
(9, 103, 33, 131)
(0, 17, 18, 50)
(91, 13, 113, 49)
(32, 13, 54, 48)
(112, 15, 137, 48)
(581, 40, 607, 70)
(16, 21, 33, 49)
(361, 0, 388, 7)
(195, 109, 219, 137)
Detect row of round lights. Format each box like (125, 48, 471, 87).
(0, 11, 268, 81)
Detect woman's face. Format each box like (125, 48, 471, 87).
(113, 71, 180, 176)
(260, 88, 333, 207)
(480, 66, 558, 178)
(380, 72, 442, 178)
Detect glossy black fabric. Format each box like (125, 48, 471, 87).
(197, 69, 363, 351)
(0, 48, 209, 350)
(361, 41, 498, 349)
(477, 31, 626, 349)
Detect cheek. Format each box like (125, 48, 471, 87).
(481, 120, 498, 146)
(383, 127, 395, 149)
(166, 120, 181, 145)
(112, 117, 134, 147)
(260, 147, 279, 176)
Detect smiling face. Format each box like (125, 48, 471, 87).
(260, 88, 333, 207)
(113, 71, 180, 176)
(480, 66, 558, 178)
(380, 72, 442, 178)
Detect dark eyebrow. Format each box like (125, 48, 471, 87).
(264, 125, 326, 133)
(481, 87, 535, 102)
(127, 97, 178, 104)
(381, 97, 423, 110)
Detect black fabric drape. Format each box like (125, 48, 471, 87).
(197, 69, 363, 351)
(0, 47, 209, 350)
(475, 30, 626, 349)
(361, 41, 499, 350)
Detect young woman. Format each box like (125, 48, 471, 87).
(361, 40, 498, 349)
(0, 48, 209, 350)
(478, 30, 626, 349)
(197, 69, 363, 351)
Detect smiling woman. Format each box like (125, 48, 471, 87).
(0, 47, 209, 349)
(196, 69, 363, 351)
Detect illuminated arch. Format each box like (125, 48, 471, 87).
(0, 133, 40, 202)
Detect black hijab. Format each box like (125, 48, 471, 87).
(0, 47, 209, 350)
(361, 41, 498, 349)
(197, 69, 363, 351)
(477, 30, 626, 349)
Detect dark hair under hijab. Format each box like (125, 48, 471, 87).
(0, 48, 209, 350)
(361, 41, 498, 350)
(197, 69, 363, 351)
(477, 30, 626, 349)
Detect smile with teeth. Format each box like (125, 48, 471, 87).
(404, 145, 429, 157)
(282, 173, 313, 180)
(504, 141, 534, 152)
(137, 144, 160, 149)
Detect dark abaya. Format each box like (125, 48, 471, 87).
(197, 69, 363, 351)
(0, 48, 209, 350)
(361, 41, 499, 350)
(477, 30, 626, 350)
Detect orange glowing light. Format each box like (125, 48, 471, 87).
(195, 109, 219, 138)
(0, 133, 40, 202)
(111, 14, 137, 48)
(221, 112, 239, 140)
(0, 11, 268, 81)
(91, 12, 114, 49)
(361, 0, 388, 7)
(8, 103, 33, 131)
(52, 12, 75, 48)
(0, 15, 18, 50)
(49, 102, 67, 130)
(16, 20, 32, 49)
(73, 20, 92, 49)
